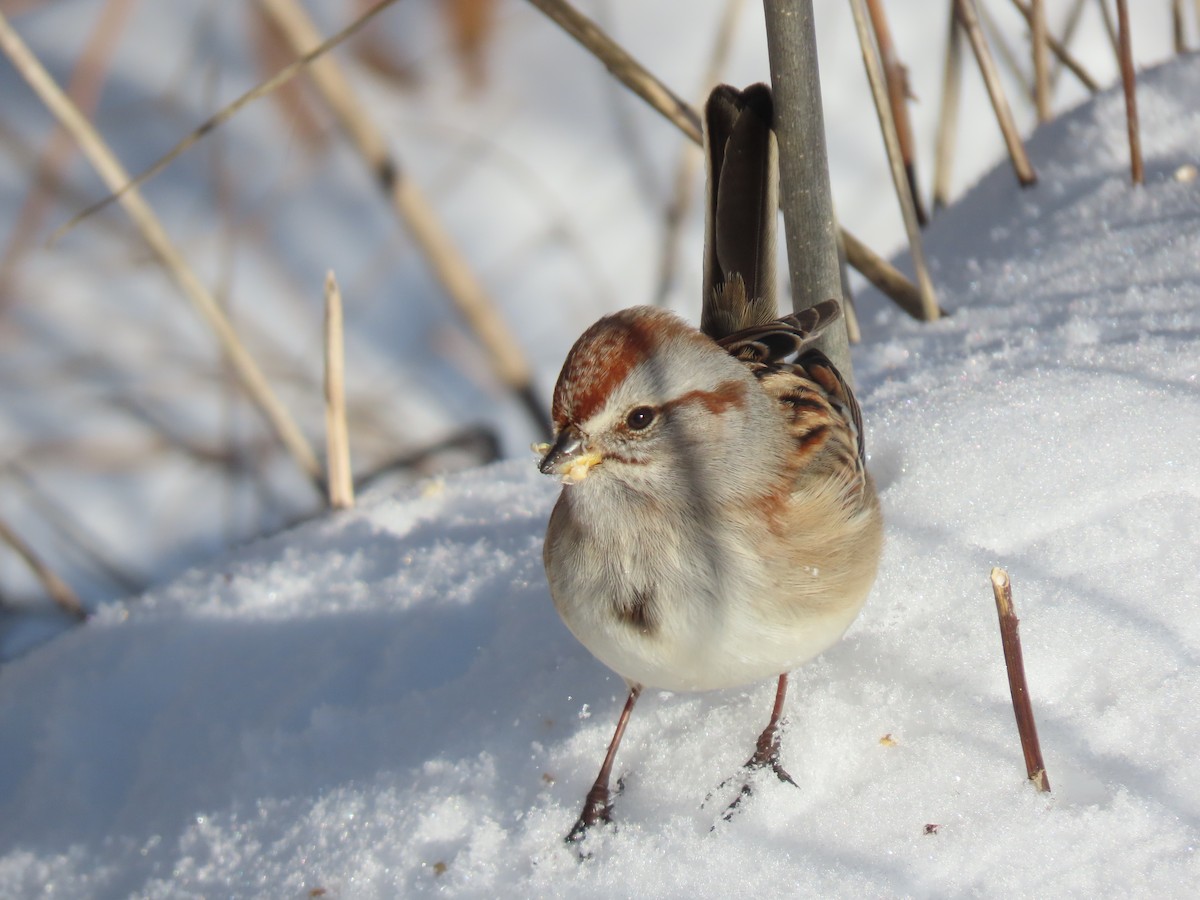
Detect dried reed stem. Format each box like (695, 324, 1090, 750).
(833, 221, 856, 342)
(933, 1, 963, 211)
(1174, 0, 1188, 53)
(524, 0, 919, 318)
(990, 568, 1051, 792)
(978, 0, 1032, 98)
(1048, 0, 1089, 89)
(260, 0, 549, 436)
(954, 0, 1038, 186)
(0, 10, 325, 489)
(841, 289, 863, 344)
(864, 0, 927, 225)
(524, 0, 703, 143)
(53, 0, 403, 241)
(1096, 0, 1120, 59)
(1115, 0, 1144, 185)
(0, 0, 135, 285)
(840, 230, 943, 320)
(1009, 0, 1100, 93)
(324, 271, 354, 510)
(6, 461, 143, 595)
(0, 516, 86, 621)
(1030, 0, 1051, 121)
(850, 0, 939, 321)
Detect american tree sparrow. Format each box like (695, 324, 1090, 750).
(538, 84, 883, 843)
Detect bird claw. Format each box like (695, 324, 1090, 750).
(564, 801, 611, 845)
(706, 747, 799, 828)
(745, 742, 798, 788)
(564, 777, 624, 846)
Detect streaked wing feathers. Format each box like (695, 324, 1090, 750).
(716, 298, 842, 364)
(747, 343, 868, 509)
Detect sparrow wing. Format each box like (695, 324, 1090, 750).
(752, 347, 869, 509)
(715, 298, 842, 364)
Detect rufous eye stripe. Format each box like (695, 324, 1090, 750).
(661, 379, 747, 417)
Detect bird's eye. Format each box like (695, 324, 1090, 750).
(625, 406, 656, 431)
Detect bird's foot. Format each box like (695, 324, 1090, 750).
(565, 777, 623, 846)
(707, 738, 798, 827)
(744, 731, 797, 788)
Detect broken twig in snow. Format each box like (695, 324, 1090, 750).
(1115, 0, 1144, 185)
(990, 567, 1051, 793)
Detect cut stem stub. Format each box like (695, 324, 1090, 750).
(990, 567, 1050, 792)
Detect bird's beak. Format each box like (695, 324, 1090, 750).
(536, 425, 602, 484)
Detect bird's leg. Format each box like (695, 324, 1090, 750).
(565, 685, 641, 844)
(744, 673, 797, 786)
(716, 674, 797, 823)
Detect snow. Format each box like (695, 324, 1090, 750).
(3, 2, 1200, 898)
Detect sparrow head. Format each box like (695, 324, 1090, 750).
(538, 307, 773, 494)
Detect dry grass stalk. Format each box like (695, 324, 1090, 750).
(0, 0, 135, 286)
(954, 0, 1038, 186)
(1009, 0, 1100, 93)
(843, 233, 934, 323)
(0, 516, 86, 621)
(978, 0, 1033, 98)
(324, 271, 355, 510)
(1096, 0, 1120, 58)
(990, 567, 1051, 792)
(524, 0, 703, 143)
(834, 208, 856, 340)
(441, 0, 498, 88)
(849, 0, 939, 322)
(6, 462, 143, 595)
(524, 0, 922, 319)
(1115, 0, 1144, 185)
(260, 0, 549, 437)
(864, 0, 928, 225)
(839, 230, 943, 320)
(1047, 0, 1089, 89)
(0, 10, 325, 489)
(349, 0, 416, 84)
(1178, 0, 1200, 53)
(52, 0, 404, 241)
(933, 1, 963, 211)
(249, 6, 329, 149)
(841, 290, 863, 344)
(1030, 0, 1051, 121)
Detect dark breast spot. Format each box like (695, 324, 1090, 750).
(615, 587, 659, 635)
